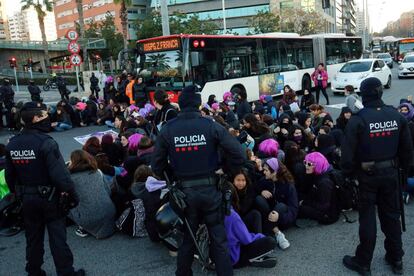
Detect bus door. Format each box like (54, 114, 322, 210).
(222, 48, 251, 79)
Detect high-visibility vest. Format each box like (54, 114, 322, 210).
(126, 80, 136, 104)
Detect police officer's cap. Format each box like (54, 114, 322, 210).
(21, 101, 46, 112)
(179, 85, 202, 110)
(360, 77, 383, 101)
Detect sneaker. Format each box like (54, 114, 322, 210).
(169, 250, 178, 257)
(403, 193, 410, 205)
(343, 255, 371, 276)
(74, 269, 86, 276)
(275, 231, 290, 250)
(249, 256, 277, 268)
(385, 255, 403, 275)
(75, 227, 89, 238)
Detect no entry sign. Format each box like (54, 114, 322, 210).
(66, 29, 79, 41)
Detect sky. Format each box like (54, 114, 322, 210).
(360, 0, 414, 32)
(5, 0, 414, 33)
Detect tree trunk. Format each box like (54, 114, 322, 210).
(76, 0, 89, 71)
(38, 14, 50, 73)
(120, 1, 130, 70)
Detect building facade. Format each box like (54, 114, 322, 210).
(0, 0, 7, 40)
(54, 0, 147, 40)
(151, 0, 272, 35)
(335, 0, 356, 35)
(8, 8, 57, 41)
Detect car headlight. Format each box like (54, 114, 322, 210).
(399, 66, 405, 70)
(358, 73, 369, 80)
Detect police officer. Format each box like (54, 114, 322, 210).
(341, 78, 413, 276)
(0, 78, 15, 129)
(28, 80, 42, 102)
(5, 102, 85, 276)
(151, 86, 246, 276)
(57, 76, 69, 101)
(89, 72, 100, 98)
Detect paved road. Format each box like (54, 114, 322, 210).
(1, 66, 414, 276)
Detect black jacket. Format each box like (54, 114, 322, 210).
(28, 84, 41, 96)
(236, 100, 252, 121)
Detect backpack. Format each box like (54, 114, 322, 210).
(116, 198, 147, 237)
(328, 169, 359, 222)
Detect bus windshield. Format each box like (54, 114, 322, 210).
(140, 50, 184, 87)
(340, 61, 372, 73)
(403, 56, 414, 63)
(399, 42, 414, 55)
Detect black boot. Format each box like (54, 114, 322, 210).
(343, 255, 371, 276)
(385, 255, 403, 275)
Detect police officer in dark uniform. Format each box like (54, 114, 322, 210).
(57, 76, 69, 101)
(5, 102, 85, 276)
(151, 86, 246, 276)
(0, 78, 15, 129)
(28, 80, 42, 102)
(89, 73, 100, 98)
(341, 78, 413, 276)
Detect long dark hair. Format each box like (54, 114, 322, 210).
(69, 150, 98, 173)
(230, 169, 252, 194)
(243, 113, 269, 136)
(82, 137, 101, 156)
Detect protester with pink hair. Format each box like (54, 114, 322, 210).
(128, 133, 144, 156)
(298, 152, 339, 224)
(257, 138, 285, 162)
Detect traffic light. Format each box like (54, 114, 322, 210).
(9, 57, 17, 68)
(27, 58, 33, 68)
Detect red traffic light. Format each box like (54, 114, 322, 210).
(95, 54, 101, 60)
(9, 57, 17, 68)
(193, 40, 199, 48)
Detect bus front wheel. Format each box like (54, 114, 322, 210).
(301, 74, 311, 93)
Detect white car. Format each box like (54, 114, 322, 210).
(331, 59, 392, 94)
(398, 54, 414, 79)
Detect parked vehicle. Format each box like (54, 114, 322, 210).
(377, 53, 393, 68)
(331, 58, 392, 94)
(43, 78, 58, 91)
(398, 53, 414, 79)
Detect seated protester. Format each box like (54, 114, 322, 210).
(278, 105, 294, 120)
(252, 100, 265, 115)
(225, 185, 277, 268)
(335, 107, 352, 132)
(103, 76, 116, 102)
(84, 96, 98, 125)
(119, 131, 132, 161)
(136, 136, 155, 166)
(257, 138, 285, 163)
(105, 104, 123, 127)
(256, 158, 298, 250)
(111, 115, 126, 131)
(58, 99, 80, 127)
(218, 102, 239, 129)
(130, 165, 167, 243)
(279, 85, 298, 108)
(229, 128, 255, 152)
(152, 90, 178, 136)
(314, 134, 341, 169)
(318, 125, 331, 135)
(96, 102, 112, 126)
(300, 89, 315, 112)
(296, 112, 315, 141)
(82, 137, 120, 178)
(261, 114, 277, 133)
(201, 106, 213, 118)
(235, 89, 252, 121)
(242, 113, 271, 151)
(74, 101, 88, 127)
(309, 104, 333, 134)
(230, 169, 262, 233)
(288, 124, 313, 152)
(51, 106, 72, 132)
(344, 85, 363, 114)
(68, 150, 116, 239)
(101, 134, 124, 167)
(213, 115, 230, 129)
(299, 152, 339, 224)
(283, 141, 307, 201)
(207, 94, 217, 107)
(273, 113, 293, 148)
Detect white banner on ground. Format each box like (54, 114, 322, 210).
(326, 103, 346, 109)
(74, 129, 118, 145)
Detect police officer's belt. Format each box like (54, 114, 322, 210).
(361, 159, 396, 172)
(17, 185, 56, 200)
(178, 176, 217, 188)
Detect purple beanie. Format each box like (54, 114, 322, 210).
(258, 139, 279, 158)
(304, 152, 330, 175)
(101, 134, 113, 145)
(265, 158, 279, 173)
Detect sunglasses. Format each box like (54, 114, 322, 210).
(303, 161, 314, 167)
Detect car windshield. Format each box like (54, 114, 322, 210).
(377, 53, 391, 59)
(340, 61, 372, 73)
(403, 56, 414, 63)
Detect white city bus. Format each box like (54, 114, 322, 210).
(136, 33, 362, 103)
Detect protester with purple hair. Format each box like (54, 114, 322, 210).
(298, 152, 339, 224)
(257, 138, 285, 162)
(128, 133, 144, 156)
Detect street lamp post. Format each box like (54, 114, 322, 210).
(222, 0, 227, 33)
(160, 0, 170, 36)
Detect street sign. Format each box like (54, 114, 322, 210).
(69, 54, 82, 66)
(68, 41, 80, 54)
(66, 29, 79, 41)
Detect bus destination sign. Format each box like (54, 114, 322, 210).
(143, 38, 180, 52)
(401, 39, 414, 43)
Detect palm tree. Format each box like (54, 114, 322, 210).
(21, 0, 53, 72)
(76, 0, 88, 70)
(113, 0, 132, 53)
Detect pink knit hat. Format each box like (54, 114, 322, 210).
(211, 103, 220, 111)
(258, 139, 279, 158)
(304, 152, 330, 175)
(223, 91, 232, 103)
(75, 102, 87, 111)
